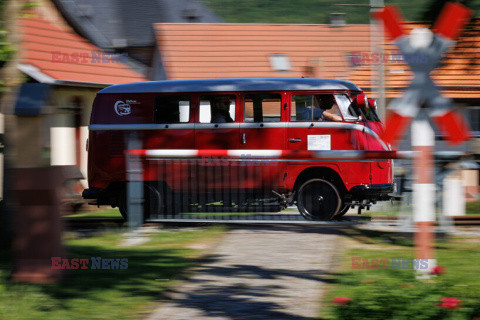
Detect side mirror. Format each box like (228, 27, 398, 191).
(368, 98, 377, 111)
(353, 94, 367, 109)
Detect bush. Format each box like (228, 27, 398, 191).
(330, 273, 480, 320)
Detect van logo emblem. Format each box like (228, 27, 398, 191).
(114, 100, 131, 116)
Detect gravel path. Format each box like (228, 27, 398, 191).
(147, 225, 341, 320)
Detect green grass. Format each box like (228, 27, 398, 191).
(323, 228, 480, 319)
(466, 200, 480, 215)
(64, 208, 123, 219)
(0, 226, 225, 320)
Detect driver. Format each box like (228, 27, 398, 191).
(319, 95, 343, 121)
(296, 95, 342, 121)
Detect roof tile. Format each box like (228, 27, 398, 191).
(20, 15, 145, 86)
(155, 21, 480, 99)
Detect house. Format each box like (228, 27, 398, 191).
(14, 2, 146, 182)
(51, 0, 223, 77)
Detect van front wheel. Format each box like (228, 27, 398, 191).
(297, 179, 341, 220)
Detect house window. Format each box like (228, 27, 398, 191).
(468, 106, 480, 135)
(269, 54, 291, 72)
(154, 95, 190, 123)
(245, 94, 282, 122)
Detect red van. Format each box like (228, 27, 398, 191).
(83, 78, 394, 220)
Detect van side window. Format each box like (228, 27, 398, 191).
(291, 94, 342, 121)
(199, 95, 236, 123)
(244, 94, 281, 122)
(154, 95, 190, 123)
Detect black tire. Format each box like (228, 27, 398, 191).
(297, 178, 341, 220)
(118, 183, 163, 221)
(143, 184, 163, 220)
(335, 203, 350, 218)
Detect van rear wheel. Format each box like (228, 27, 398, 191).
(297, 179, 341, 220)
(118, 183, 163, 222)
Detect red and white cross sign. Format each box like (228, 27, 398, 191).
(373, 3, 473, 146)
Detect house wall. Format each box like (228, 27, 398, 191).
(49, 86, 99, 185)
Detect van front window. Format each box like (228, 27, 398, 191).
(291, 94, 342, 121)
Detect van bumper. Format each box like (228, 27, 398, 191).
(82, 188, 103, 200)
(349, 183, 395, 200)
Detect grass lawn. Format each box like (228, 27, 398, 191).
(0, 226, 225, 320)
(466, 200, 480, 215)
(64, 208, 123, 219)
(323, 228, 480, 319)
(64, 207, 273, 219)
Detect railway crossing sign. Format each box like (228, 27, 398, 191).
(373, 3, 473, 146)
(373, 2, 473, 276)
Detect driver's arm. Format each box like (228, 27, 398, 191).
(322, 111, 343, 121)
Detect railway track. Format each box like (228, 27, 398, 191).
(63, 214, 480, 229)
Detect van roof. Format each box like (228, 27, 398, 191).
(98, 78, 361, 94)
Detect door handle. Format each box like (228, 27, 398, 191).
(241, 133, 246, 144)
(289, 138, 302, 143)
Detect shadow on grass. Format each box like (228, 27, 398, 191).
(339, 227, 415, 247)
(46, 246, 198, 301)
(0, 244, 201, 311)
(1, 225, 341, 319)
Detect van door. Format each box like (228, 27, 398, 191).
(287, 93, 349, 152)
(239, 93, 286, 190)
(195, 94, 239, 150)
(287, 93, 372, 188)
(148, 94, 195, 203)
(194, 94, 240, 195)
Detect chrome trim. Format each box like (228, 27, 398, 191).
(195, 123, 240, 129)
(146, 158, 388, 163)
(239, 122, 287, 129)
(287, 122, 357, 129)
(89, 123, 193, 131)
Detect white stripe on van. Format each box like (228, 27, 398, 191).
(145, 150, 198, 157)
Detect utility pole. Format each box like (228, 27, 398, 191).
(335, 1, 386, 120)
(370, 0, 385, 121)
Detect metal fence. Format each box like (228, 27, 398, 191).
(125, 136, 475, 228)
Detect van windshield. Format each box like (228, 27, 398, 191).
(334, 94, 380, 122)
(334, 94, 357, 121)
(361, 104, 381, 122)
